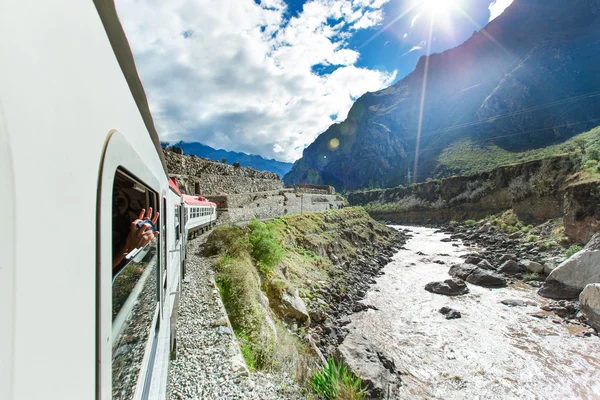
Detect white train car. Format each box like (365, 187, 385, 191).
(0, 1, 192, 399)
(183, 194, 218, 239)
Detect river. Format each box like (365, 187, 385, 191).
(341, 226, 600, 399)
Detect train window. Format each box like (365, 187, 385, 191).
(111, 169, 159, 400)
(174, 204, 180, 242)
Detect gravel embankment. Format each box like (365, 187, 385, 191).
(168, 235, 304, 400)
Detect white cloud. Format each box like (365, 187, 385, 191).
(403, 45, 422, 55)
(488, 0, 514, 22)
(117, 0, 396, 162)
(410, 13, 419, 28)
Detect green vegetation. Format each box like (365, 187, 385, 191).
(247, 219, 285, 275)
(436, 125, 600, 178)
(566, 245, 583, 257)
(464, 219, 477, 226)
(523, 272, 543, 282)
(485, 210, 530, 234)
(312, 358, 367, 400)
(204, 208, 397, 394)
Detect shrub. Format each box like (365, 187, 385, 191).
(221, 157, 227, 164)
(523, 272, 543, 282)
(464, 220, 477, 226)
(233, 161, 241, 168)
(587, 148, 600, 161)
(248, 218, 285, 275)
(509, 176, 532, 201)
(565, 245, 583, 258)
(584, 159, 598, 169)
(312, 358, 366, 400)
(449, 220, 458, 226)
(204, 225, 247, 257)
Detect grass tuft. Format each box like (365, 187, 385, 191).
(565, 245, 583, 258)
(312, 357, 367, 400)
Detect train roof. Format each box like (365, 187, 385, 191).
(94, 0, 168, 174)
(182, 194, 216, 207)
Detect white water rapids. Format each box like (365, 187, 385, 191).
(342, 226, 600, 399)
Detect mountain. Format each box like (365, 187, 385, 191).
(284, 0, 600, 191)
(164, 141, 293, 178)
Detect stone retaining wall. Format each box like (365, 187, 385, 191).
(164, 149, 283, 195)
(207, 189, 345, 224)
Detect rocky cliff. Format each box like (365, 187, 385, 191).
(284, 0, 600, 190)
(349, 154, 600, 243)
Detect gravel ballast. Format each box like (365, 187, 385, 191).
(168, 235, 304, 399)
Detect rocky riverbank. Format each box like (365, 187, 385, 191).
(200, 207, 406, 396)
(436, 215, 599, 334)
(338, 225, 600, 399)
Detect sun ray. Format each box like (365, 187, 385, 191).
(358, 4, 419, 49)
(412, 10, 435, 183)
(453, 5, 513, 57)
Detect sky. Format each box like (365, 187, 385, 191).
(117, 0, 514, 162)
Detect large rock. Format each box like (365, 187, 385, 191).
(448, 263, 478, 280)
(521, 260, 545, 274)
(477, 259, 495, 271)
(424, 279, 469, 296)
(439, 306, 462, 319)
(337, 335, 400, 397)
(466, 268, 507, 288)
(580, 284, 600, 331)
(539, 236, 600, 299)
(265, 278, 309, 323)
(498, 260, 521, 275)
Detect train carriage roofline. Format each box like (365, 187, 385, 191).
(94, 0, 167, 174)
(182, 194, 217, 207)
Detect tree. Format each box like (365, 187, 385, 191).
(233, 161, 241, 168)
(221, 158, 227, 164)
(573, 137, 587, 155)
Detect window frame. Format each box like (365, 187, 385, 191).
(96, 131, 165, 400)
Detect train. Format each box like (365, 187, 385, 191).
(1, 1, 215, 399)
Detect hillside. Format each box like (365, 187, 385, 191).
(165, 141, 293, 178)
(284, 0, 600, 191)
(435, 125, 600, 177)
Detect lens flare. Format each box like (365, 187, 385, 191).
(328, 138, 340, 150)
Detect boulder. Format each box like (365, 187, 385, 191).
(500, 253, 517, 262)
(521, 260, 545, 274)
(539, 238, 600, 299)
(439, 306, 462, 319)
(265, 279, 310, 323)
(337, 335, 399, 397)
(424, 279, 469, 296)
(580, 284, 600, 331)
(477, 259, 495, 271)
(466, 268, 507, 288)
(585, 233, 600, 250)
(464, 254, 482, 265)
(448, 263, 478, 280)
(538, 280, 582, 300)
(543, 260, 559, 276)
(501, 299, 537, 307)
(498, 260, 521, 275)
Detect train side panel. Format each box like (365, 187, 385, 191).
(0, 1, 168, 399)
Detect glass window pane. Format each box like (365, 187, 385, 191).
(111, 170, 159, 399)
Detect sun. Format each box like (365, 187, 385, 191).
(420, 0, 459, 14)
